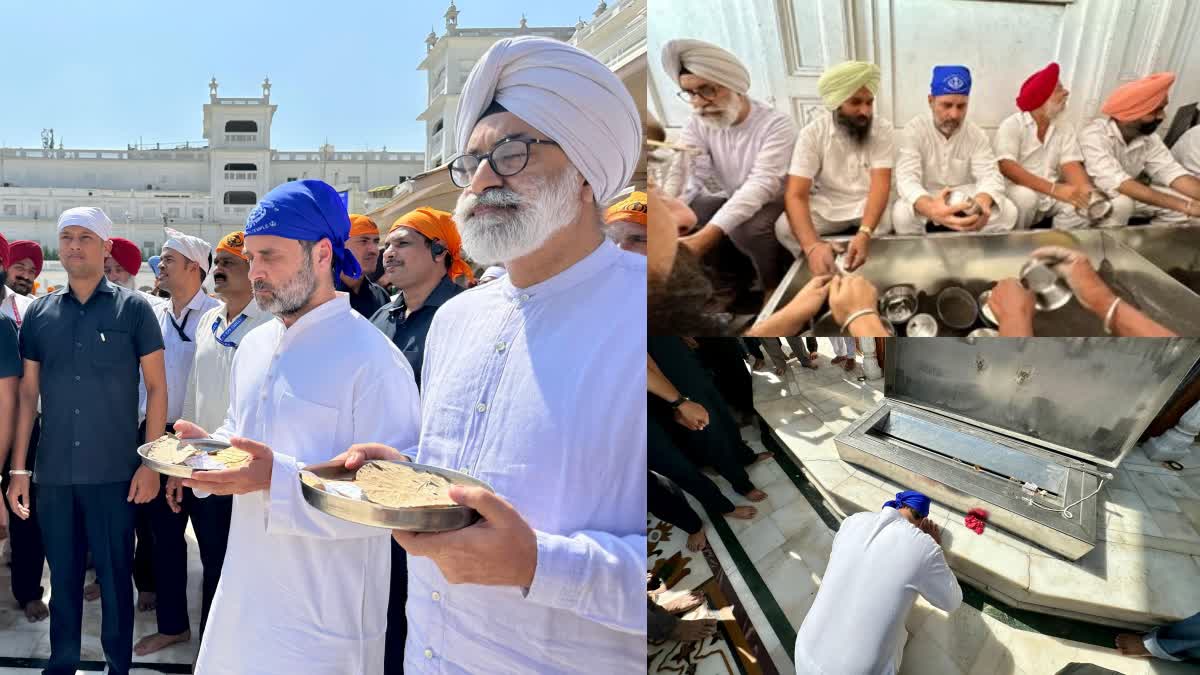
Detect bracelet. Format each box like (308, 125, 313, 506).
(857, 225, 874, 238)
(8, 470, 32, 476)
(840, 308, 878, 333)
(1103, 297, 1122, 335)
(1050, 183, 1058, 198)
(802, 241, 824, 256)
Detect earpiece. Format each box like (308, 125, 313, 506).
(430, 240, 447, 260)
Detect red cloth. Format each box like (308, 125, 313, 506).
(0, 233, 9, 268)
(964, 507, 990, 535)
(1017, 62, 1059, 112)
(7, 240, 43, 276)
(108, 237, 142, 276)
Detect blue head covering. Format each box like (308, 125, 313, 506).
(883, 490, 931, 518)
(243, 179, 361, 280)
(148, 255, 161, 278)
(931, 65, 972, 97)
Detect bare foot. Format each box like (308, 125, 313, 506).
(137, 591, 156, 612)
(725, 505, 758, 519)
(774, 366, 785, 376)
(743, 488, 768, 502)
(1115, 633, 1151, 657)
(83, 583, 101, 602)
(22, 599, 49, 623)
(751, 451, 774, 464)
(657, 590, 706, 615)
(842, 359, 855, 372)
(807, 353, 819, 363)
(687, 530, 707, 551)
(671, 618, 717, 642)
(134, 630, 191, 656)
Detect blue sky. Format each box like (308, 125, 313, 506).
(0, 0, 599, 152)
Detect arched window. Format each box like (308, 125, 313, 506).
(223, 191, 257, 205)
(224, 120, 258, 133)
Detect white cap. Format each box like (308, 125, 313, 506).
(162, 227, 213, 273)
(57, 207, 113, 240)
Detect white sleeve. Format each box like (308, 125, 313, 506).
(708, 114, 797, 233)
(788, 120, 823, 178)
(971, 128, 1006, 198)
(993, 115, 1021, 163)
(1172, 127, 1200, 175)
(1058, 123, 1084, 165)
(896, 121, 930, 204)
(1143, 134, 1191, 187)
(524, 529, 647, 635)
(1079, 122, 1131, 197)
(870, 121, 896, 169)
(918, 546, 963, 612)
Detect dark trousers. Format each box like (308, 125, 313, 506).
(38, 481, 136, 675)
(2, 416, 46, 607)
(696, 338, 755, 423)
(690, 194, 793, 290)
(148, 481, 232, 637)
(648, 471, 703, 534)
(648, 412, 737, 514)
(132, 505, 155, 593)
(384, 540, 408, 674)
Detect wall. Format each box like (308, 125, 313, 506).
(0, 155, 209, 192)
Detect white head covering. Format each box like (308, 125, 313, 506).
(454, 36, 641, 205)
(57, 207, 113, 240)
(661, 39, 751, 95)
(162, 227, 212, 273)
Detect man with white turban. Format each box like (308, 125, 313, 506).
(894, 65, 1019, 234)
(776, 60, 895, 274)
(132, 227, 219, 656)
(1078, 72, 1200, 225)
(661, 38, 797, 293)
(332, 36, 645, 673)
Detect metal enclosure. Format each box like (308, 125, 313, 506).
(834, 338, 1200, 560)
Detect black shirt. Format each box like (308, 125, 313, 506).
(369, 275, 463, 388)
(19, 277, 164, 486)
(340, 277, 392, 320)
(0, 314, 19, 379)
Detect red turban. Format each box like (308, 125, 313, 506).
(1101, 72, 1176, 122)
(0, 234, 9, 269)
(8, 240, 43, 276)
(108, 237, 143, 276)
(1017, 62, 1059, 112)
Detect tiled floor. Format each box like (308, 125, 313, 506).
(659, 339, 1198, 675)
(0, 521, 204, 673)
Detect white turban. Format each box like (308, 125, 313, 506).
(661, 39, 751, 95)
(162, 227, 212, 273)
(57, 207, 113, 240)
(454, 36, 641, 205)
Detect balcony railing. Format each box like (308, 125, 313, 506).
(224, 134, 259, 145)
(224, 171, 258, 181)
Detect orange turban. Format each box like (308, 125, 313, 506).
(604, 191, 648, 227)
(390, 207, 474, 284)
(1100, 72, 1175, 122)
(216, 231, 247, 261)
(348, 214, 380, 239)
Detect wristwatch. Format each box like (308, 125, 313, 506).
(669, 395, 691, 409)
(857, 224, 875, 238)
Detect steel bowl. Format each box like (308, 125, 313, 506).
(967, 328, 1000, 338)
(945, 190, 981, 217)
(906, 313, 939, 337)
(936, 286, 978, 330)
(138, 437, 235, 478)
(299, 460, 494, 532)
(1019, 259, 1073, 311)
(977, 289, 999, 327)
(879, 284, 918, 324)
(1076, 192, 1114, 222)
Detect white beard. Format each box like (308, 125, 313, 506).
(1041, 99, 1066, 121)
(695, 100, 741, 129)
(453, 168, 582, 265)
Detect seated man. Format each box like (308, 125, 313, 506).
(661, 38, 797, 291)
(1172, 125, 1200, 176)
(1079, 72, 1200, 225)
(795, 490, 962, 674)
(776, 61, 894, 274)
(894, 65, 1019, 234)
(997, 63, 1105, 229)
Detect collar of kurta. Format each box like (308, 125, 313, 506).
(276, 293, 352, 340)
(53, 276, 116, 297)
(219, 296, 268, 325)
(170, 287, 212, 319)
(496, 239, 624, 303)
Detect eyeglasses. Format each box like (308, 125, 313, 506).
(676, 85, 720, 103)
(448, 137, 561, 188)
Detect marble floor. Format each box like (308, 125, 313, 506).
(652, 339, 1199, 675)
(0, 520, 204, 673)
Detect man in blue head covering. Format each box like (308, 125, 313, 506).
(893, 65, 1019, 234)
(160, 179, 422, 674)
(794, 489, 962, 674)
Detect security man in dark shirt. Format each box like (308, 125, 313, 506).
(7, 207, 167, 675)
(338, 214, 391, 318)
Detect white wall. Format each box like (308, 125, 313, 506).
(0, 156, 209, 191)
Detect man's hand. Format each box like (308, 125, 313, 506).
(674, 400, 709, 431)
(329, 443, 411, 472)
(803, 240, 836, 276)
(918, 518, 943, 546)
(1030, 246, 1114, 316)
(165, 477, 185, 514)
(781, 274, 833, 325)
(181, 437, 273, 496)
(392, 486, 538, 588)
(678, 225, 723, 258)
(989, 278, 1036, 336)
(128, 465, 160, 504)
(973, 194, 993, 230)
(172, 420, 210, 440)
(1055, 183, 1091, 211)
(6, 475, 31, 520)
(843, 231, 871, 271)
(927, 188, 981, 231)
(829, 275, 879, 326)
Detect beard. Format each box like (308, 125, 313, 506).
(254, 253, 318, 318)
(835, 109, 873, 144)
(695, 100, 741, 129)
(1041, 99, 1066, 120)
(935, 117, 961, 136)
(1137, 118, 1163, 135)
(112, 276, 136, 290)
(453, 167, 582, 265)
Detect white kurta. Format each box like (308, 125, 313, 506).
(672, 98, 797, 232)
(795, 508, 962, 675)
(788, 112, 896, 225)
(138, 287, 220, 423)
(994, 111, 1091, 229)
(405, 240, 646, 674)
(1173, 125, 1200, 176)
(1078, 118, 1191, 197)
(196, 293, 420, 675)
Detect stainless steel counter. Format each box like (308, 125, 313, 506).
(758, 226, 1200, 336)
